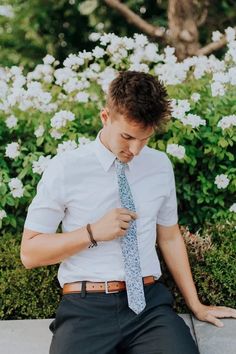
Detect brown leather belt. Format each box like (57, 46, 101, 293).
(63, 275, 156, 295)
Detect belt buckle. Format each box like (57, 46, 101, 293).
(105, 281, 120, 294)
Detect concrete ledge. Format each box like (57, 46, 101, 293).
(0, 315, 235, 354)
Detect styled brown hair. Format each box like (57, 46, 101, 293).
(106, 71, 171, 130)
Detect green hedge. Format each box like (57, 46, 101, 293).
(1, 221, 235, 319)
(159, 221, 236, 313)
(0, 234, 60, 319)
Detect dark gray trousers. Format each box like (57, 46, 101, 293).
(49, 280, 199, 354)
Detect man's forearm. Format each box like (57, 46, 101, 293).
(158, 231, 201, 313)
(21, 226, 91, 269)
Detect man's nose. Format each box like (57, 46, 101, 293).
(129, 140, 143, 155)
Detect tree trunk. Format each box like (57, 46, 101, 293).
(168, 0, 200, 60)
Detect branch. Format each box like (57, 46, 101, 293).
(104, 0, 166, 39)
(196, 8, 208, 26)
(197, 34, 229, 56)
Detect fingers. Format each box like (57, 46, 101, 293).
(205, 314, 224, 328)
(120, 220, 130, 230)
(118, 208, 138, 220)
(209, 306, 236, 319)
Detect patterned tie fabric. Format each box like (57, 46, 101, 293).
(115, 158, 146, 314)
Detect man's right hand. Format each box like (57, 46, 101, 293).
(91, 208, 138, 242)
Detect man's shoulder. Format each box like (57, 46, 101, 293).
(46, 141, 95, 171)
(54, 141, 94, 162)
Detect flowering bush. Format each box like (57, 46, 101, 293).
(0, 31, 235, 232)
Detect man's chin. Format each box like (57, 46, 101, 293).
(119, 152, 134, 161)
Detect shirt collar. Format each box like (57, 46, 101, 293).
(93, 129, 135, 172)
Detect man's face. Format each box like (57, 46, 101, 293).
(100, 108, 154, 163)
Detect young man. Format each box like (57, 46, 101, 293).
(21, 71, 235, 354)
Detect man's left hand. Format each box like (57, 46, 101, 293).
(192, 303, 236, 327)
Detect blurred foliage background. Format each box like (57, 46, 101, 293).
(1, 0, 236, 70)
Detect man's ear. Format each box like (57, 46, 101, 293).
(100, 108, 109, 126)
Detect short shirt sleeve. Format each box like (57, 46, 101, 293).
(156, 157, 178, 226)
(24, 155, 66, 233)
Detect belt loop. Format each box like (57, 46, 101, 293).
(81, 281, 87, 298)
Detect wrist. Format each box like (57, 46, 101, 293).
(186, 299, 202, 315)
(86, 223, 98, 248)
(90, 222, 102, 242)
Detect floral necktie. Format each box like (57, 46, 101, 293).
(115, 158, 146, 314)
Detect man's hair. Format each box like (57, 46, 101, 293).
(106, 71, 171, 130)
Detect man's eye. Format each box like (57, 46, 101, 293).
(122, 135, 132, 140)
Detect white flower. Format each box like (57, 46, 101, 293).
(217, 115, 236, 130)
(9, 66, 23, 77)
(100, 33, 116, 46)
(78, 50, 93, 61)
(0, 80, 8, 100)
(0, 5, 14, 18)
(211, 82, 225, 96)
(27, 64, 53, 81)
(154, 62, 187, 85)
(225, 27, 235, 43)
(164, 46, 175, 57)
(50, 129, 63, 140)
(12, 75, 26, 89)
(171, 99, 190, 120)
(0, 209, 7, 220)
(8, 178, 24, 198)
(143, 43, 159, 62)
(76, 91, 89, 103)
(89, 63, 101, 73)
(32, 155, 52, 174)
(228, 67, 236, 85)
(123, 37, 135, 50)
(191, 93, 200, 102)
(6, 115, 18, 128)
(56, 140, 77, 154)
(212, 31, 223, 42)
(164, 46, 177, 65)
(129, 62, 149, 73)
(54, 67, 76, 86)
(212, 72, 229, 84)
(34, 125, 45, 138)
(97, 67, 117, 93)
(226, 41, 236, 63)
(63, 78, 81, 93)
(89, 32, 101, 42)
(43, 54, 55, 65)
(78, 137, 91, 146)
(214, 174, 230, 189)
(166, 144, 185, 159)
(134, 33, 148, 47)
(92, 46, 105, 59)
(51, 110, 75, 129)
(229, 203, 236, 213)
(63, 54, 84, 69)
(181, 114, 206, 128)
(5, 142, 20, 159)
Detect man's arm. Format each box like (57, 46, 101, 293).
(20, 208, 137, 269)
(156, 223, 236, 327)
(20, 227, 91, 269)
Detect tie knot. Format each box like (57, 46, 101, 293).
(115, 158, 127, 173)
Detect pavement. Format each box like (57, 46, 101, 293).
(0, 315, 235, 354)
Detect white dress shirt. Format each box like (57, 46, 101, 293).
(24, 130, 178, 287)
